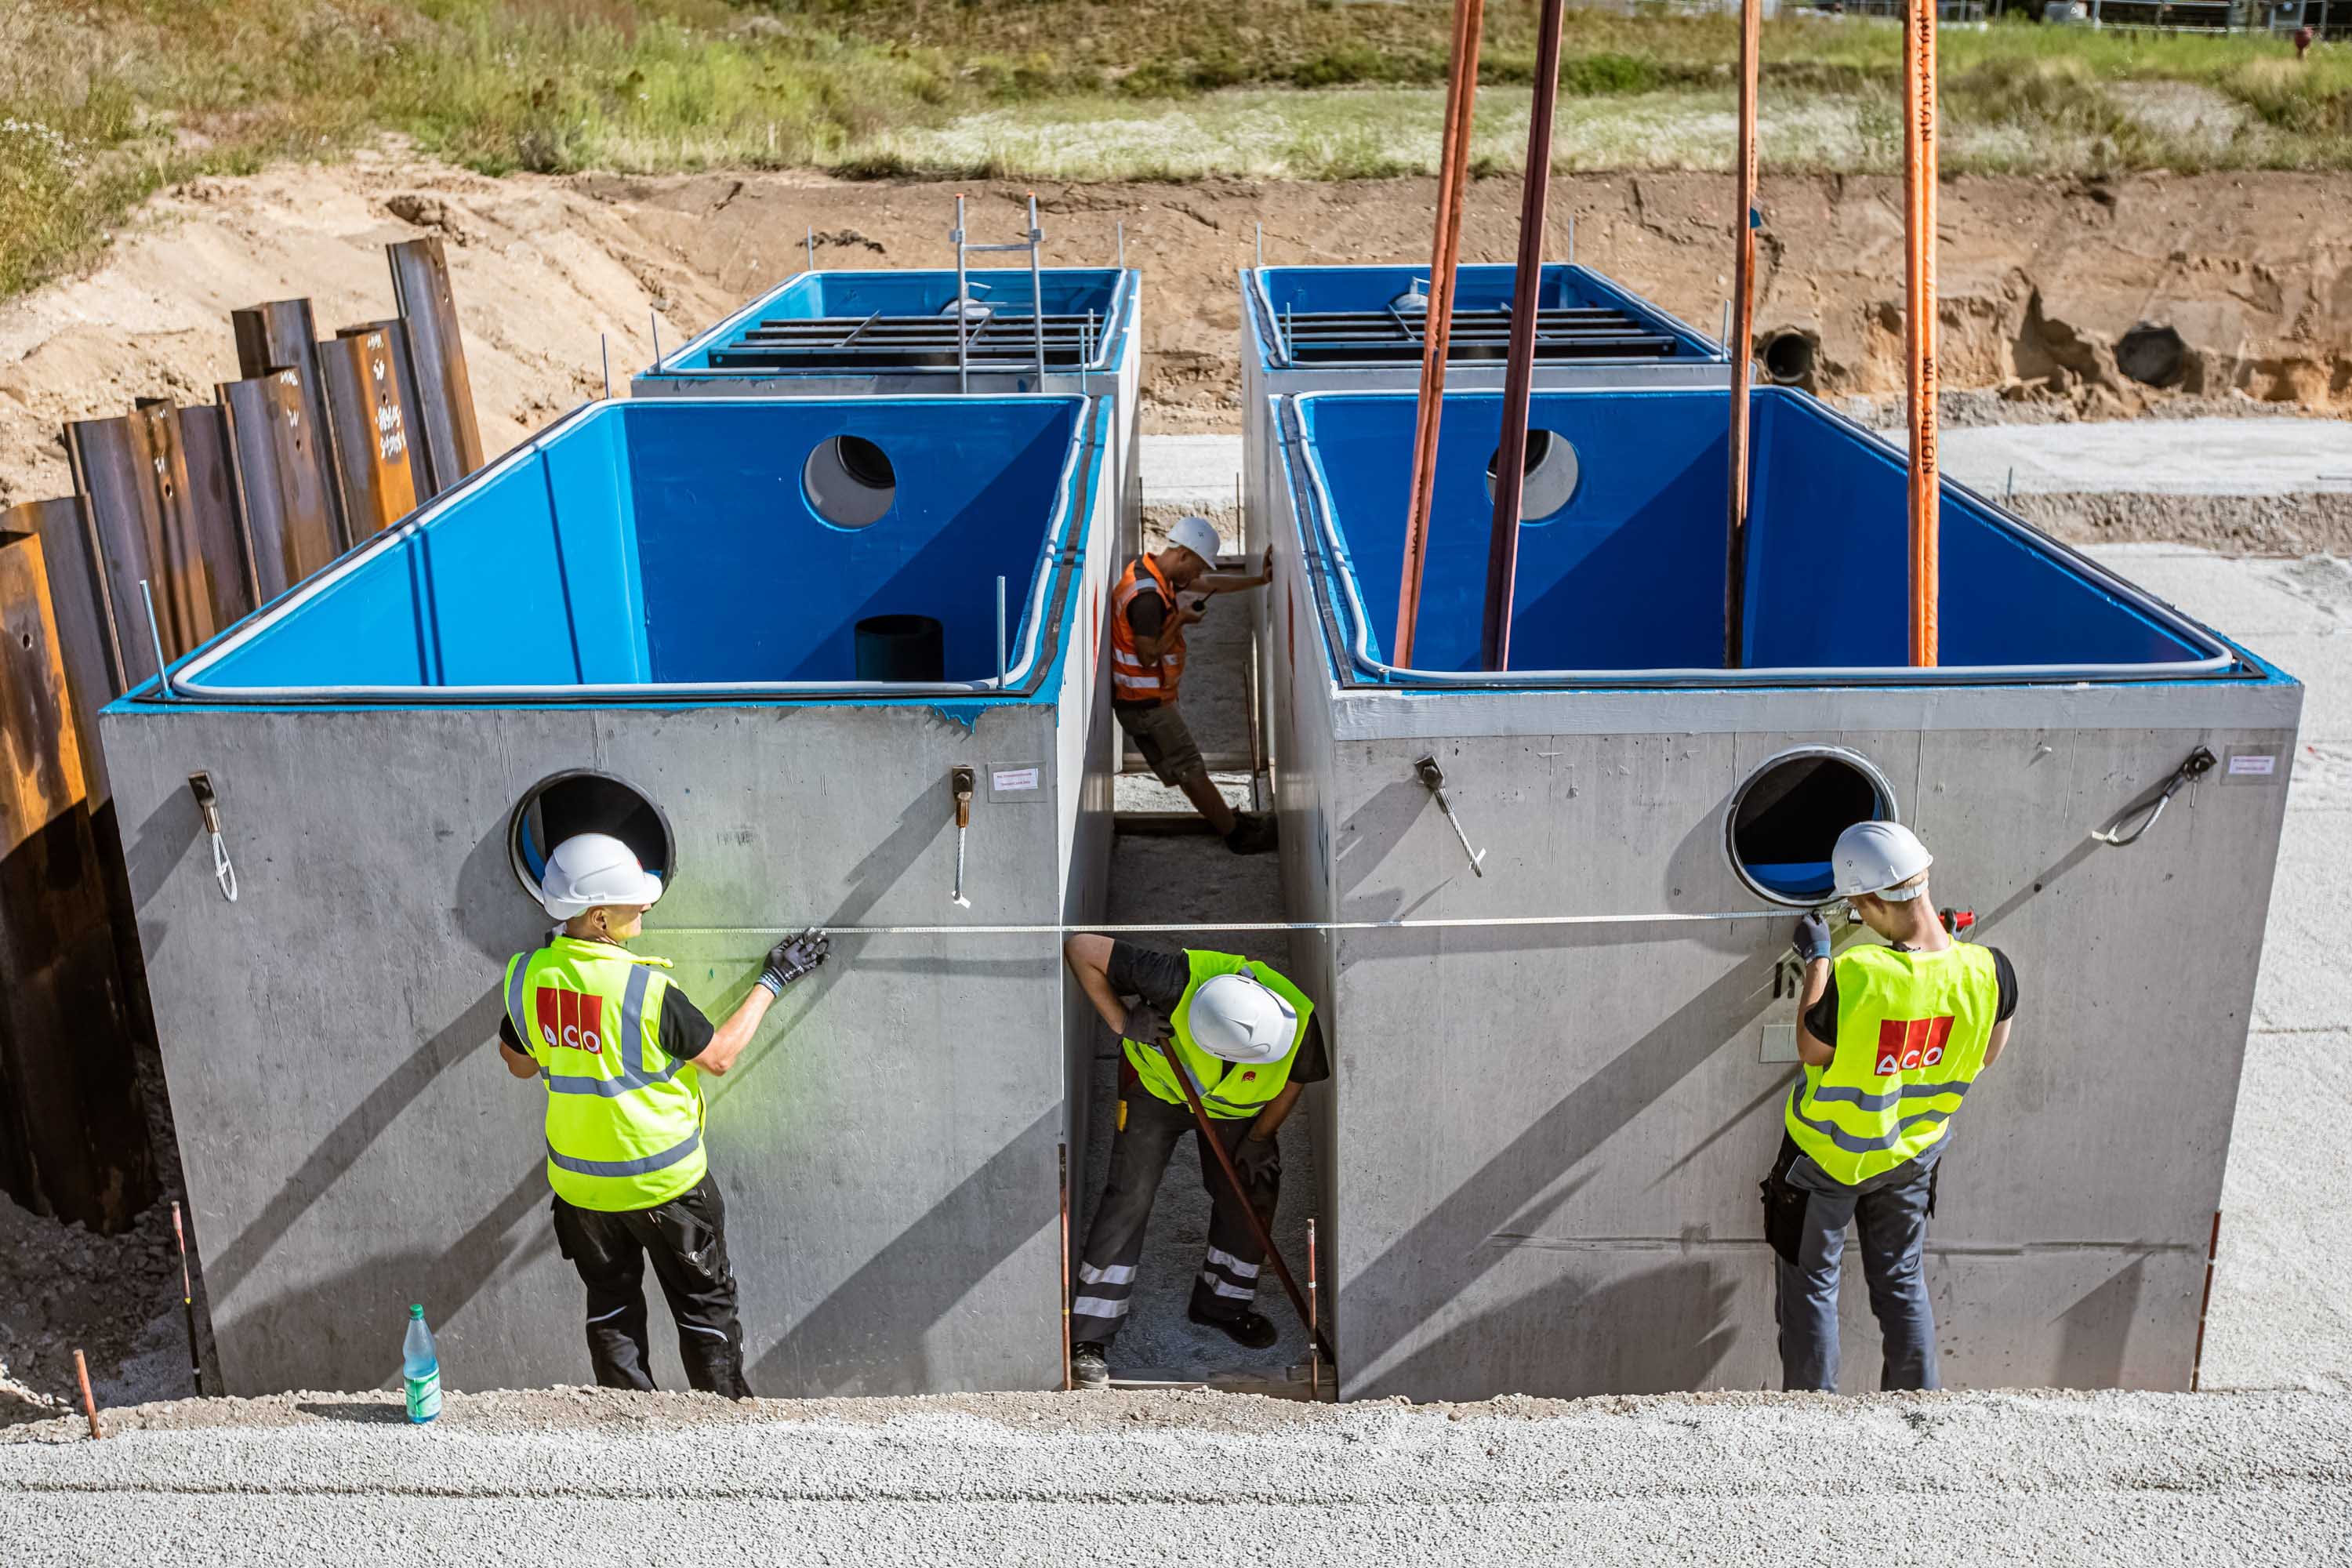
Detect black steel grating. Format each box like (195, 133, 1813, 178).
(706, 310, 1103, 371)
(1272, 304, 1679, 365)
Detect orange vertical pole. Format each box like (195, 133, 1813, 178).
(1903, 0, 1940, 666)
(1722, 0, 1762, 670)
(1395, 0, 1486, 668)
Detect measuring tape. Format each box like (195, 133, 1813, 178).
(656, 909, 1795, 938)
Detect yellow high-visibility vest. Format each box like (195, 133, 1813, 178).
(1123, 949, 1316, 1119)
(1784, 942, 1999, 1185)
(503, 936, 707, 1210)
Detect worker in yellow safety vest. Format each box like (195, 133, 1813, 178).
(495, 833, 830, 1398)
(1062, 934, 1330, 1389)
(1110, 514, 1279, 855)
(1762, 821, 2019, 1392)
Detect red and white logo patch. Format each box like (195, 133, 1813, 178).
(1874, 1016, 1954, 1076)
(536, 986, 605, 1055)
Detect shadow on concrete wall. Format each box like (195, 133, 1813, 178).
(751, 1104, 1060, 1396)
(2055, 1254, 2148, 1388)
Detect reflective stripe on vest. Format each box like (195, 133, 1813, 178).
(1109, 555, 1183, 706)
(1122, 949, 1316, 1119)
(503, 937, 708, 1211)
(1783, 942, 1998, 1186)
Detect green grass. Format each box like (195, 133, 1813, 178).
(1, 0, 2348, 296)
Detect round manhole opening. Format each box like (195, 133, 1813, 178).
(1726, 746, 1897, 906)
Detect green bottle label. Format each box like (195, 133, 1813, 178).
(405, 1368, 441, 1422)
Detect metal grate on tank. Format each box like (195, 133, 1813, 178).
(1272, 304, 1679, 365)
(706, 311, 1105, 372)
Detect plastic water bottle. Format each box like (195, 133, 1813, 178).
(402, 1303, 441, 1425)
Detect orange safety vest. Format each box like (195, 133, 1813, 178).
(1110, 554, 1185, 706)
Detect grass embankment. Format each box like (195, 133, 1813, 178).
(1, 0, 2347, 297)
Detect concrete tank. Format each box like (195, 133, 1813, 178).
(636, 266, 1143, 554)
(1264, 384, 2299, 1400)
(100, 394, 1116, 1397)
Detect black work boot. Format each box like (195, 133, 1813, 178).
(1071, 1341, 1111, 1390)
(1187, 1307, 1278, 1349)
(1224, 813, 1278, 856)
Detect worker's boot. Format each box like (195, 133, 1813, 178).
(1187, 1306, 1278, 1350)
(1224, 813, 1278, 856)
(1071, 1341, 1111, 1390)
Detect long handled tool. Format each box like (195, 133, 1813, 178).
(173, 1201, 201, 1395)
(1155, 1039, 1335, 1368)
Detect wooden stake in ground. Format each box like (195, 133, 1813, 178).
(1904, 0, 1941, 666)
(1394, 0, 1487, 668)
(1722, 0, 1763, 669)
(74, 1349, 102, 1439)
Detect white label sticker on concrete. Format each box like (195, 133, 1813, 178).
(989, 765, 1042, 800)
(1759, 1022, 1799, 1064)
(2230, 753, 2278, 776)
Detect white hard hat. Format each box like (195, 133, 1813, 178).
(1165, 514, 1222, 568)
(539, 833, 664, 920)
(1831, 821, 1933, 901)
(1189, 968, 1298, 1065)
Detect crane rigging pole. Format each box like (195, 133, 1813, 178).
(1480, 0, 1567, 673)
(1722, 0, 1762, 670)
(1394, 0, 1486, 669)
(1904, 0, 1941, 666)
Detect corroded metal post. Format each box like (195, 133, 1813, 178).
(1904, 0, 1941, 666)
(1723, 0, 1762, 669)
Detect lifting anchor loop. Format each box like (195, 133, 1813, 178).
(2094, 745, 2216, 848)
(1414, 755, 1486, 877)
(187, 772, 238, 903)
(949, 765, 975, 909)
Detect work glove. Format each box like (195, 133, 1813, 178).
(757, 928, 829, 996)
(1792, 913, 1832, 964)
(1233, 1133, 1281, 1189)
(1123, 1002, 1174, 1047)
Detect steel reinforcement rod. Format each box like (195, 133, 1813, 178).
(657, 909, 1791, 939)
(1722, 0, 1763, 670)
(1480, 0, 1567, 673)
(1394, 0, 1486, 668)
(1156, 1036, 1335, 1367)
(1904, 0, 1941, 667)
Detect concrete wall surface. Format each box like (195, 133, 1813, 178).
(1292, 712, 2296, 1400)
(102, 695, 1094, 1399)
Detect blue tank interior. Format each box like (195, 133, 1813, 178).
(186, 397, 1087, 691)
(1250, 263, 1720, 363)
(1295, 387, 2219, 676)
(661, 267, 1130, 372)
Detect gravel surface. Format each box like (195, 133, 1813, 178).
(0, 1195, 195, 1428)
(3, 1386, 2348, 1563)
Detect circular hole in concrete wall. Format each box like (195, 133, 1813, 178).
(2114, 323, 2187, 390)
(803, 434, 898, 530)
(1726, 746, 1896, 906)
(510, 770, 675, 911)
(1483, 429, 1580, 523)
(1760, 329, 1817, 387)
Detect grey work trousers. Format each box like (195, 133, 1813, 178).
(1767, 1138, 1942, 1392)
(1070, 1087, 1277, 1346)
(550, 1170, 751, 1399)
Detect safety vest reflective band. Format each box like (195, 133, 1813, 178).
(1123, 949, 1315, 1119)
(1784, 941, 1999, 1186)
(1109, 554, 1184, 706)
(503, 936, 707, 1211)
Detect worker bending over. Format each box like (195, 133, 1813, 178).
(1062, 933, 1327, 1388)
(1763, 822, 2019, 1392)
(497, 833, 830, 1398)
(1112, 514, 1278, 855)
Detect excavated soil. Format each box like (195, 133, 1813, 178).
(2, 148, 2349, 508)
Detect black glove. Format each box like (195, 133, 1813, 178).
(1123, 1002, 1174, 1047)
(1792, 913, 1832, 964)
(1232, 1133, 1281, 1189)
(758, 928, 829, 996)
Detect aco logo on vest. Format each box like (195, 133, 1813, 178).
(1875, 1016, 1954, 1076)
(535, 988, 605, 1055)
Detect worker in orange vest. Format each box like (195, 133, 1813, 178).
(1109, 514, 1277, 854)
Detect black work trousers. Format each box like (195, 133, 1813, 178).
(1071, 1087, 1278, 1346)
(550, 1170, 751, 1398)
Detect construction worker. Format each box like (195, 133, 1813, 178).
(1762, 821, 2019, 1392)
(1112, 514, 1278, 854)
(1062, 933, 1327, 1389)
(495, 833, 830, 1399)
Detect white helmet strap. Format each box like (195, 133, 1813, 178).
(1872, 884, 1926, 902)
